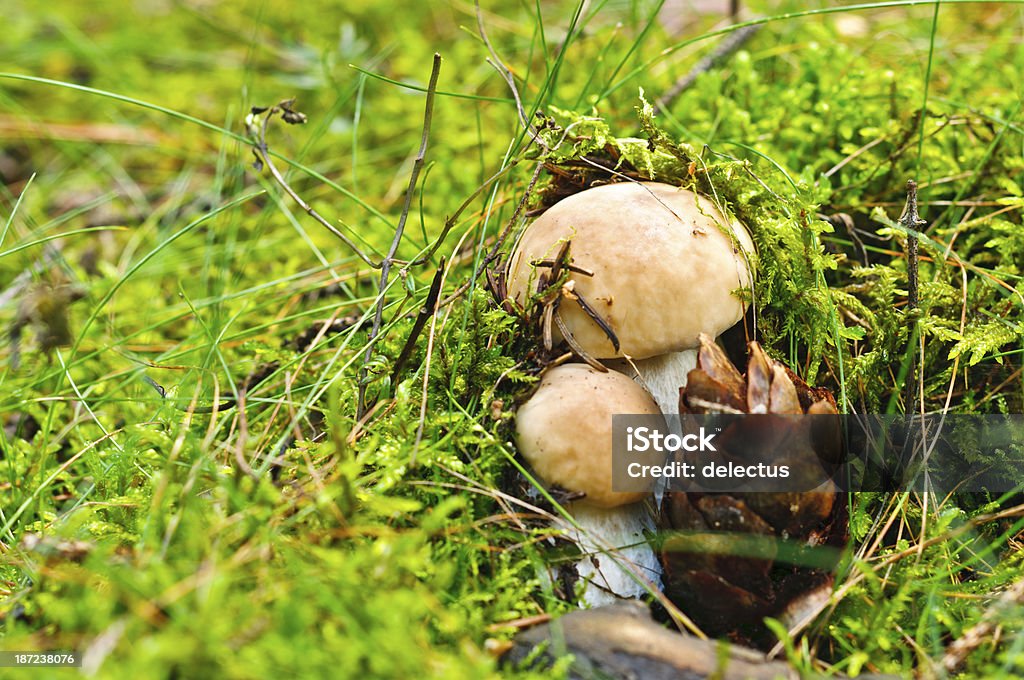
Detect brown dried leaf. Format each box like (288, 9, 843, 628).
(743, 491, 835, 537)
(661, 490, 709, 531)
(697, 333, 745, 395)
(681, 370, 748, 414)
(785, 366, 838, 412)
(746, 342, 772, 413)
(768, 365, 801, 414)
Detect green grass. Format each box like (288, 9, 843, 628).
(2, 0, 1024, 677)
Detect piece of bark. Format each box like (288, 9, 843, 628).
(503, 601, 798, 679)
(942, 578, 1024, 673)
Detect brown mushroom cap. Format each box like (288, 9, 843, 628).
(507, 181, 754, 360)
(515, 363, 661, 508)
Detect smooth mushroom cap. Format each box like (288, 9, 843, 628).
(515, 363, 661, 508)
(507, 181, 754, 360)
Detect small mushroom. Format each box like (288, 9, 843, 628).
(516, 363, 664, 605)
(508, 181, 755, 414)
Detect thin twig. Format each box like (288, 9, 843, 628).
(438, 161, 544, 308)
(656, 23, 762, 113)
(900, 179, 925, 414)
(566, 288, 620, 353)
(233, 386, 258, 480)
(531, 259, 594, 277)
(942, 578, 1024, 672)
(411, 259, 452, 467)
(409, 159, 521, 266)
(902, 180, 923, 309)
(427, 2, 575, 307)
(390, 258, 446, 386)
(358, 53, 443, 417)
(249, 101, 377, 268)
(412, 3, 553, 274)
(554, 308, 606, 372)
(475, 2, 546, 151)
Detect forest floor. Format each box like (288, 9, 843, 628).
(2, 1, 1024, 677)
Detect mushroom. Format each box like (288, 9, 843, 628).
(516, 363, 664, 605)
(507, 181, 755, 415)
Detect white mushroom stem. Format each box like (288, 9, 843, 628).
(564, 502, 662, 607)
(607, 349, 698, 416)
(632, 350, 699, 416)
(605, 349, 698, 504)
(516, 364, 664, 605)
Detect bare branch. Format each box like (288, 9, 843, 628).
(249, 101, 377, 268)
(475, 1, 547, 151)
(943, 578, 1024, 673)
(656, 23, 761, 114)
(358, 53, 443, 416)
(477, 2, 544, 146)
(409, 160, 521, 267)
(390, 258, 446, 387)
(900, 179, 926, 415)
(900, 179, 925, 310)
(437, 160, 544, 308)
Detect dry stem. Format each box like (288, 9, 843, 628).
(358, 53, 443, 416)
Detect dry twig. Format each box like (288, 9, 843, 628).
(942, 578, 1024, 672)
(248, 99, 376, 267)
(390, 258, 446, 386)
(656, 23, 762, 113)
(899, 179, 926, 415)
(357, 53, 443, 416)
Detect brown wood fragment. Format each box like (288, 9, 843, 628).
(504, 602, 798, 679)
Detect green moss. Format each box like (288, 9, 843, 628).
(2, 2, 1024, 678)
